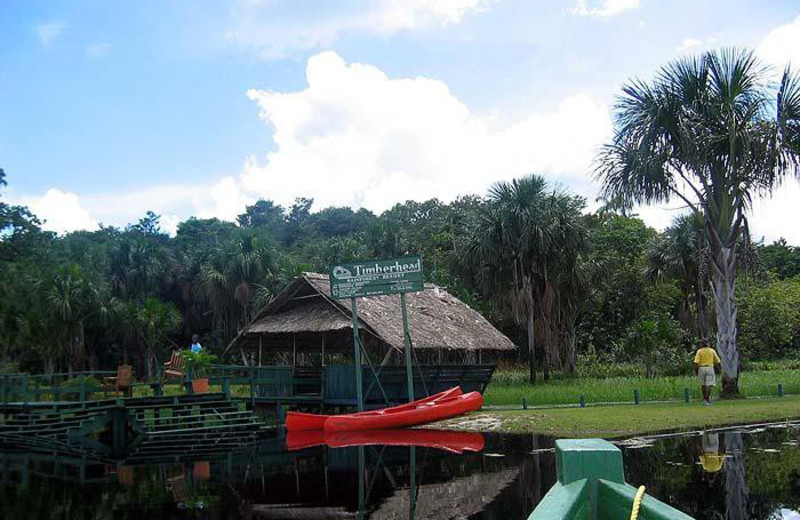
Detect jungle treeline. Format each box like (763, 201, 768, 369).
(1, 168, 798, 380)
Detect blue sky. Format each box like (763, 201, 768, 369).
(1, 0, 799, 241)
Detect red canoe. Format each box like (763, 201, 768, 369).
(286, 429, 484, 454)
(285, 387, 463, 431)
(325, 429, 485, 454)
(324, 391, 483, 432)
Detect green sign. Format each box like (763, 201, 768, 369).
(329, 255, 424, 299)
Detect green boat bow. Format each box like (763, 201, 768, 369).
(528, 439, 694, 520)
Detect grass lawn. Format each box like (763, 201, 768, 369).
(484, 368, 800, 406)
(435, 395, 800, 437)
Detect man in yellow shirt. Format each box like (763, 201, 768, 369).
(694, 339, 722, 405)
(698, 431, 725, 473)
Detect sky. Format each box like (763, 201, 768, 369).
(1, 0, 799, 242)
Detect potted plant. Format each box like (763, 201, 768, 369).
(184, 351, 218, 393)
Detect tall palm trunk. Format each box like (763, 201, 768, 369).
(527, 311, 536, 384)
(711, 244, 739, 396)
(696, 230, 709, 338)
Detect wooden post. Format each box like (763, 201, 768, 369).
(351, 298, 364, 412)
(292, 334, 297, 367)
(259, 336, 263, 367)
(21, 374, 29, 405)
(400, 293, 414, 403)
(80, 374, 88, 402)
(409, 446, 417, 519)
(321, 334, 326, 367)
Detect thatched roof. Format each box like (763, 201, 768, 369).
(226, 272, 515, 354)
(370, 468, 519, 520)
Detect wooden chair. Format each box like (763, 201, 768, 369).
(103, 364, 133, 397)
(161, 351, 185, 386)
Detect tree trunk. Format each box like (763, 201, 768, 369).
(695, 283, 708, 339)
(563, 325, 577, 374)
(711, 245, 740, 396)
(696, 230, 709, 338)
(723, 432, 748, 520)
(527, 311, 536, 385)
(145, 345, 154, 381)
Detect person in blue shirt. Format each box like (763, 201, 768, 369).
(190, 334, 202, 353)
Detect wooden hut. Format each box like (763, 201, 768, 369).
(223, 273, 515, 406)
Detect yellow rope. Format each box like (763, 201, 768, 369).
(630, 485, 646, 520)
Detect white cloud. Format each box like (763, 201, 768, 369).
(749, 181, 800, 246)
(159, 214, 182, 236)
(677, 36, 717, 54)
(226, 0, 495, 59)
(36, 21, 67, 45)
(86, 42, 111, 59)
(196, 176, 252, 222)
(758, 15, 800, 69)
(23, 188, 98, 234)
(241, 51, 612, 212)
(571, 0, 639, 18)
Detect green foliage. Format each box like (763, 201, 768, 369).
(183, 350, 218, 379)
(759, 238, 800, 279)
(737, 277, 800, 359)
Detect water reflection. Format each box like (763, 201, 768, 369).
(622, 423, 800, 520)
(0, 423, 798, 519)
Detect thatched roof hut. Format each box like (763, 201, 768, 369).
(225, 272, 515, 364)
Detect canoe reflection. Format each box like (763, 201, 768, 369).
(286, 429, 485, 454)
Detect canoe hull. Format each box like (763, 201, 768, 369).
(285, 387, 463, 431)
(285, 412, 328, 431)
(286, 429, 485, 454)
(324, 391, 483, 432)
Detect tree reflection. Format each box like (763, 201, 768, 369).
(723, 432, 748, 520)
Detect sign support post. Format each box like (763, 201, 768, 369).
(351, 297, 365, 412)
(400, 292, 414, 402)
(329, 255, 424, 412)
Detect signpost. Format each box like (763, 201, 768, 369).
(329, 255, 424, 409)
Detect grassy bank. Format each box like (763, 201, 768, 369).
(436, 395, 800, 437)
(484, 368, 800, 407)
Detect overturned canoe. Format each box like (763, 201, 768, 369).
(285, 387, 463, 431)
(286, 428, 485, 454)
(324, 391, 483, 432)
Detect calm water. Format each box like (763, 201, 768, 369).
(1, 422, 799, 519)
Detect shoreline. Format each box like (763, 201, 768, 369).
(428, 395, 800, 438)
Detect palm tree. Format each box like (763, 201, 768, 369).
(199, 231, 276, 342)
(135, 297, 181, 380)
(598, 48, 800, 395)
(38, 264, 109, 373)
(646, 214, 709, 336)
(466, 175, 588, 382)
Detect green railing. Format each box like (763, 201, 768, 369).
(207, 365, 324, 404)
(0, 371, 116, 404)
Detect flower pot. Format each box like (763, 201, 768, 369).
(191, 378, 210, 393)
(193, 460, 211, 480)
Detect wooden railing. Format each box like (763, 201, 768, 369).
(0, 371, 116, 404)
(1, 364, 495, 407)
